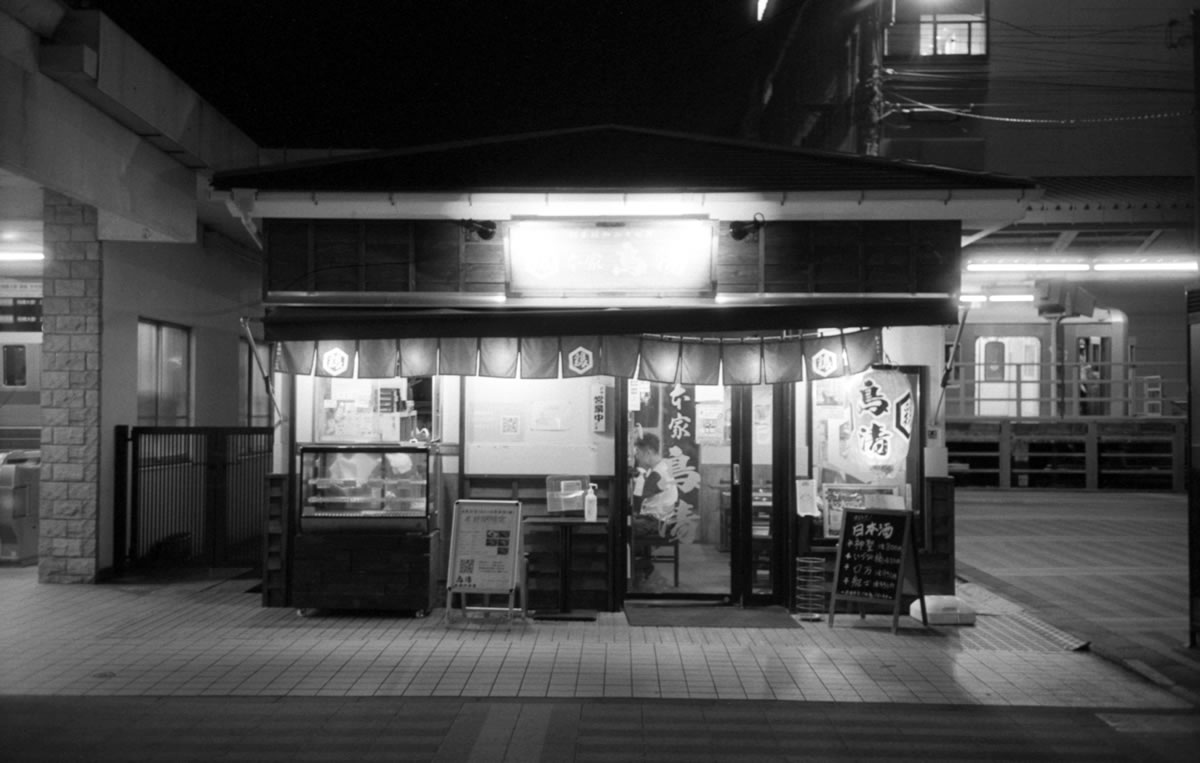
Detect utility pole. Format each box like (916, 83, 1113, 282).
(1189, 9, 1199, 650)
(857, 0, 885, 156)
(1193, 10, 1200, 250)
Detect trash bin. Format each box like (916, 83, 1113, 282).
(0, 450, 40, 565)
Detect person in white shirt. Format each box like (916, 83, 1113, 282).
(631, 432, 677, 581)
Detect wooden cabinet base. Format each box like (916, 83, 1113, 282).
(290, 531, 440, 614)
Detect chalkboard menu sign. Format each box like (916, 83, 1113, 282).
(828, 507, 926, 633)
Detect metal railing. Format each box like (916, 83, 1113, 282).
(113, 426, 273, 574)
(941, 359, 1186, 490)
(940, 360, 1186, 420)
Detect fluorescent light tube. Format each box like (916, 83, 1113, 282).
(967, 263, 1089, 272)
(1092, 262, 1198, 272)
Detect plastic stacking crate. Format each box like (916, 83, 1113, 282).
(546, 475, 588, 515)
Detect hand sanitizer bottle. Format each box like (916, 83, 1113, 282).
(584, 483, 598, 521)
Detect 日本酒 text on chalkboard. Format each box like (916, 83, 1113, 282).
(834, 510, 907, 601)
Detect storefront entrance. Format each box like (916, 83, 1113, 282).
(624, 381, 789, 606)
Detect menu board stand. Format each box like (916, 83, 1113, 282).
(828, 507, 928, 634)
(445, 500, 523, 624)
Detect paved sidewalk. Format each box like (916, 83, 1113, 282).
(2, 487, 1200, 759)
(0, 566, 1183, 707)
(956, 489, 1200, 707)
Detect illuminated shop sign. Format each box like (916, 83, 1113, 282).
(508, 219, 715, 296)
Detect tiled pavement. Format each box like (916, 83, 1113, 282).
(0, 566, 1185, 707)
(3, 488, 1200, 759)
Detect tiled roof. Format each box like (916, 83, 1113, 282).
(212, 124, 1034, 194)
(1032, 176, 1192, 211)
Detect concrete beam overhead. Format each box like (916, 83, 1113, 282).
(1, 52, 196, 242)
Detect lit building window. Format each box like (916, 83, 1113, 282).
(919, 12, 987, 56)
(885, 1, 988, 60)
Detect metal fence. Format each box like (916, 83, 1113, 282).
(114, 426, 273, 574)
(940, 360, 1186, 419)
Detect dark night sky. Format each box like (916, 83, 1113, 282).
(85, 1, 778, 149)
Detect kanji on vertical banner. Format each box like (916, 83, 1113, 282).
(662, 382, 701, 542)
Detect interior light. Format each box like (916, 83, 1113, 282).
(0, 252, 44, 261)
(988, 294, 1034, 302)
(0, 231, 20, 241)
(1092, 261, 1198, 272)
(966, 263, 1089, 272)
(958, 294, 987, 304)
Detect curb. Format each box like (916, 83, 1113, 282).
(955, 562, 1200, 709)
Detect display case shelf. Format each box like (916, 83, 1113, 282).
(291, 444, 440, 613)
(299, 444, 434, 532)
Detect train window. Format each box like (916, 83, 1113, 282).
(2, 344, 27, 387)
(982, 340, 1005, 381)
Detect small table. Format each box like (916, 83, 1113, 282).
(522, 516, 606, 621)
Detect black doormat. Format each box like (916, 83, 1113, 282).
(623, 603, 801, 628)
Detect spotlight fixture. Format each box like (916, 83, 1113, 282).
(729, 213, 765, 241)
(460, 219, 497, 241)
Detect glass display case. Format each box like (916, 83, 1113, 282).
(298, 444, 432, 532)
(291, 443, 440, 614)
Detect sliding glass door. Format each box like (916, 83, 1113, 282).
(624, 381, 789, 605)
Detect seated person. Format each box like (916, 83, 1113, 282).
(631, 432, 678, 580)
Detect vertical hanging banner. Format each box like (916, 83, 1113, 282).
(479, 337, 519, 378)
(590, 383, 608, 432)
(277, 341, 315, 374)
(399, 337, 438, 377)
(315, 340, 356, 377)
(356, 338, 398, 378)
(562, 335, 601, 377)
(662, 383, 701, 542)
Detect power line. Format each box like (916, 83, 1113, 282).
(988, 17, 1165, 40)
(885, 93, 1189, 126)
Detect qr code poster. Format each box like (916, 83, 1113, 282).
(448, 500, 521, 593)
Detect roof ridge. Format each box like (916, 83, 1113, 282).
(212, 125, 1038, 192)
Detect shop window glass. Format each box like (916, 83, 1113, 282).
(314, 377, 421, 443)
(137, 319, 191, 426)
(240, 339, 272, 427)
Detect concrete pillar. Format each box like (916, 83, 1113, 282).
(38, 189, 101, 583)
